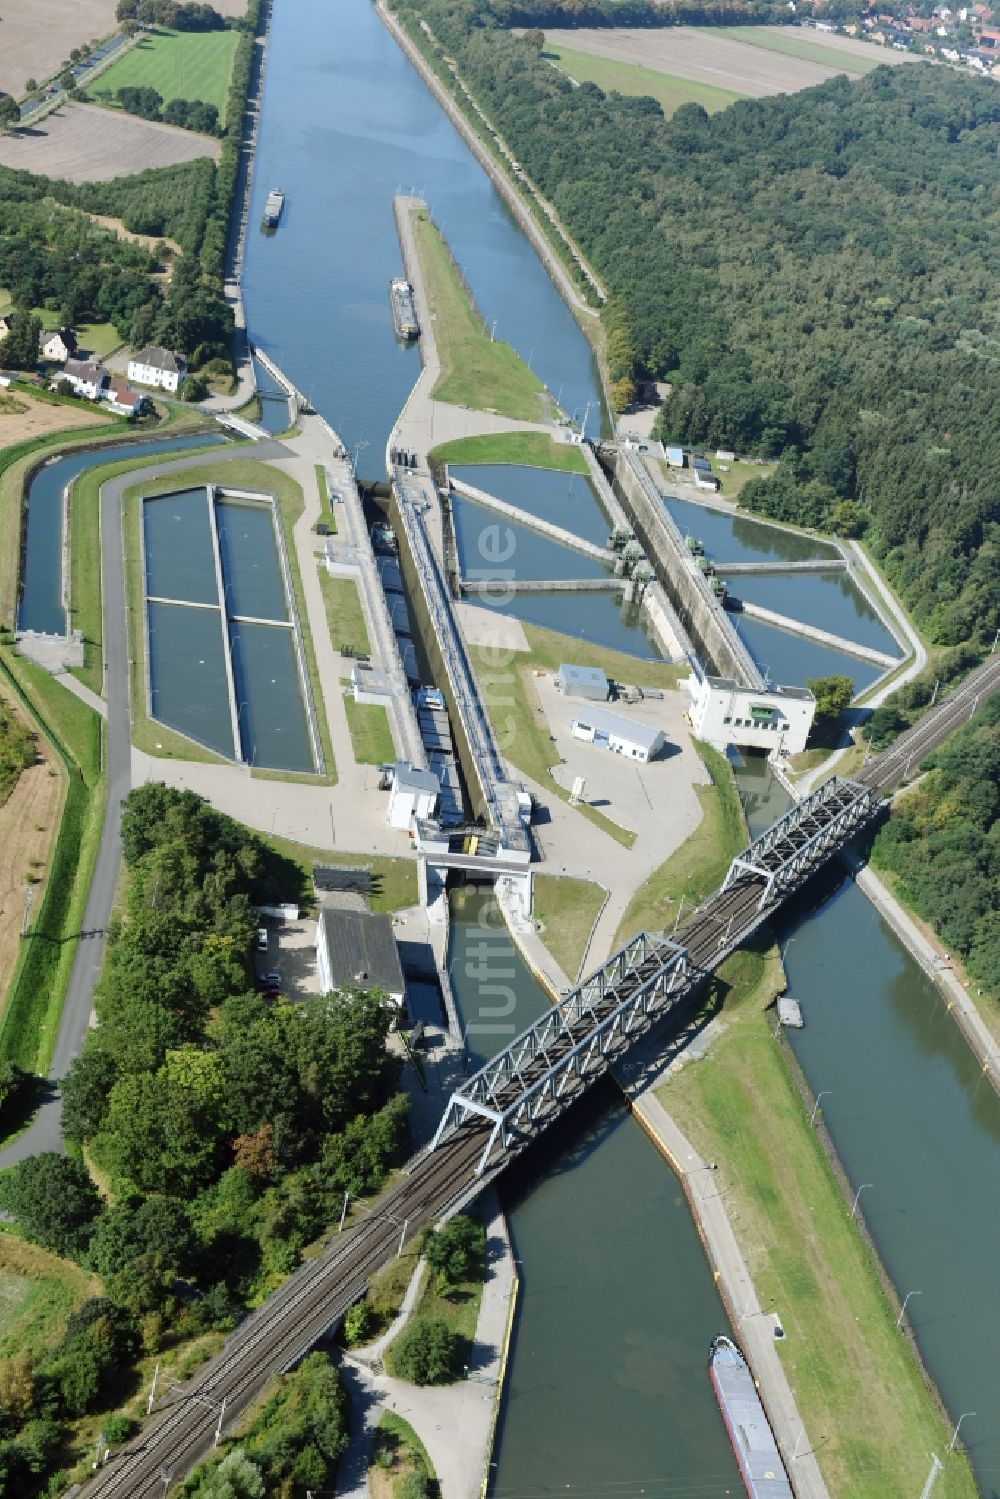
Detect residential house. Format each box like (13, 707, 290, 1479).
(105, 376, 148, 416)
(38, 328, 77, 363)
(61, 358, 108, 401)
(127, 345, 187, 393)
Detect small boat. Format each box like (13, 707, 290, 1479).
(709, 1335, 794, 1498)
(262, 189, 284, 230)
(390, 277, 420, 340)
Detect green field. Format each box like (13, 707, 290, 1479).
(710, 25, 884, 73)
(532, 874, 606, 980)
(320, 573, 371, 659)
(545, 43, 743, 115)
(259, 833, 418, 916)
(662, 950, 977, 1499)
(412, 208, 550, 422)
(344, 695, 394, 766)
(431, 429, 588, 473)
(86, 27, 239, 121)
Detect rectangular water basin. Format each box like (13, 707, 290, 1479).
(215, 496, 288, 621)
(228, 620, 314, 772)
(147, 600, 235, 758)
(143, 488, 219, 605)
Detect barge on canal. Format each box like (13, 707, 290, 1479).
(262, 189, 285, 230)
(390, 277, 420, 340)
(709, 1335, 793, 1498)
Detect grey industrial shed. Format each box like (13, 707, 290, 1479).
(554, 663, 609, 701)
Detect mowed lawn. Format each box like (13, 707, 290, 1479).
(86, 28, 239, 119)
(709, 25, 883, 74)
(544, 43, 742, 115)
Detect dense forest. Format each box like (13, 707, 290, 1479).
(873, 697, 1000, 996)
(486, 0, 783, 26)
(0, 786, 407, 1492)
(400, 0, 999, 648)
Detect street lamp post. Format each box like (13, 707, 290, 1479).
(809, 1091, 831, 1126)
(850, 1182, 873, 1220)
(896, 1289, 922, 1329)
(949, 1412, 976, 1451)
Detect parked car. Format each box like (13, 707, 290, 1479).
(255, 926, 269, 953)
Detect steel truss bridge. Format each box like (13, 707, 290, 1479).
(76, 653, 1000, 1499)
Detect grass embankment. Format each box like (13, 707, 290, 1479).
(614, 741, 744, 946)
(344, 695, 394, 765)
(544, 42, 742, 116)
(85, 26, 240, 119)
(69, 434, 217, 696)
(372, 1241, 484, 1379)
(661, 951, 977, 1499)
(411, 207, 550, 422)
(320, 572, 371, 657)
(315, 461, 337, 533)
(127, 459, 337, 779)
(259, 832, 417, 916)
(709, 24, 883, 73)
(0, 650, 104, 1084)
(532, 874, 605, 981)
(472, 619, 684, 850)
(372, 1412, 438, 1499)
(431, 430, 588, 473)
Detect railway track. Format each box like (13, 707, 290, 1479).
(74, 653, 999, 1497)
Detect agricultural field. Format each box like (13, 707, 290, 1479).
(0, 686, 63, 1016)
(542, 25, 919, 100)
(0, 0, 117, 99)
(84, 25, 239, 119)
(544, 41, 742, 115)
(0, 388, 114, 445)
(0, 101, 219, 182)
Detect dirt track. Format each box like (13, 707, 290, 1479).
(545, 25, 917, 97)
(0, 102, 218, 183)
(0, 687, 63, 1018)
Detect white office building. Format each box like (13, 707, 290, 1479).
(686, 670, 815, 755)
(570, 704, 665, 763)
(387, 760, 439, 830)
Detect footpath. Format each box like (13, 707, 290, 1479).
(337, 1192, 517, 1499)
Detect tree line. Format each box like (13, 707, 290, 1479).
(107, 84, 220, 135)
(401, 0, 999, 653)
(116, 0, 231, 30)
(492, 0, 781, 25)
(872, 696, 1000, 998)
(0, 785, 408, 1492)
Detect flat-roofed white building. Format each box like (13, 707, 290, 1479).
(570, 704, 665, 763)
(686, 670, 815, 755)
(387, 760, 439, 829)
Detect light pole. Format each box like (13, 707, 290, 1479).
(489, 318, 497, 342)
(850, 1182, 873, 1220)
(809, 1091, 831, 1126)
(896, 1289, 921, 1329)
(949, 1412, 976, 1451)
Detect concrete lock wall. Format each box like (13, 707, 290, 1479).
(610, 451, 758, 686)
(391, 491, 490, 824)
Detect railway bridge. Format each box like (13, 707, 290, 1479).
(74, 654, 1000, 1499)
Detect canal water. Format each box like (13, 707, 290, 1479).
(731, 571, 898, 659)
(240, 0, 605, 476)
(448, 888, 741, 1494)
(452, 496, 609, 583)
(731, 757, 1000, 1485)
(216, 499, 289, 621)
(147, 599, 234, 759)
(18, 433, 222, 635)
(737, 612, 884, 696)
(143, 489, 218, 605)
(664, 494, 839, 565)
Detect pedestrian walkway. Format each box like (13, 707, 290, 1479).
(336, 1193, 516, 1499)
(54, 670, 107, 719)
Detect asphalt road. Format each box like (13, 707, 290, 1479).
(0, 439, 288, 1169)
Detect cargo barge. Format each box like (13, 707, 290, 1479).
(262, 189, 285, 230)
(390, 277, 420, 340)
(709, 1335, 794, 1498)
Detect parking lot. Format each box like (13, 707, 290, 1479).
(253, 914, 318, 1000)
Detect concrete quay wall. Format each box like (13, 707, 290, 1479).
(613, 448, 762, 686)
(449, 477, 611, 562)
(730, 598, 899, 668)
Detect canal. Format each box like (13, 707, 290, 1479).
(238, 0, 1000, 1485)
(448, 888, 741, 1494)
